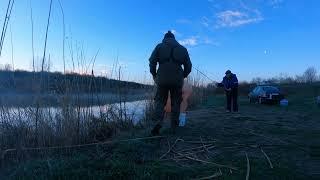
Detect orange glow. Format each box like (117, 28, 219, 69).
(164, 81, 193, 113)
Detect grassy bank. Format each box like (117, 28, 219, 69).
(1, 91, 319, 179)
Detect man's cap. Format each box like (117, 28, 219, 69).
(164, 31, 175, 39)
(225, 70, 232, 75)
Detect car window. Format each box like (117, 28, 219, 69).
(255, 87, 260, 93)
(262, 86, 279, 92)
(253, 87, 258, 93)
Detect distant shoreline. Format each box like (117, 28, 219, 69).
(0, 92, 151, 107)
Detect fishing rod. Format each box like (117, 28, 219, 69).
(193, 66, 217, 83)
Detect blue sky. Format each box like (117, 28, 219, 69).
(0, 0, 319, 83)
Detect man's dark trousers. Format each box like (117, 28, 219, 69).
(153, 85, 182, 131)
(226, 88, 238, 112)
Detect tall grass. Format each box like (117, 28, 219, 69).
(0, 1, 209, 169)
(188, 69, 214, 108)
(0, 68, 151, 169)
(0, 40, 150, 169)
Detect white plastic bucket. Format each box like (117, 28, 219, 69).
(280, 99, 289, 107)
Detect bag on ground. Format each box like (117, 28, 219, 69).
(179, 113, 187, 127)
(280, 99, 289, 107)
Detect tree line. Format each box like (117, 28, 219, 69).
(0, 69, 151, 94)
(250, 67, 319, 85)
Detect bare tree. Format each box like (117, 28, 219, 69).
(295, 75, 304, 83)
(303, 67, 317, 83)
(251, 77, 263, 85)
(4, 63, 12, 71)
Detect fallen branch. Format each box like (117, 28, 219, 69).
(200, 136, 210, 153)
(173, 150, 238, 170)
(161, 147, 213, 161)
(247, 129, 308, 152)
(177, 144, 215, 153)
(172, 158, 189, 161)
(173, 158, 189, 168)
(193, 169, 223, 180)
(175, 146, 216, 158)
(260, 148, 273, 169)
(182, 140, 217, 144)
(1, 136, 166, 159)
(233, 143, 259, 148)
(162, 138, 171, 158)
(159, 137, 182, 160)
(247, 130, 288, 144)
(245, 152, 250, 180)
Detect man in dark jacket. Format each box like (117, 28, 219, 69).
(149, 31, 192, 135)
(218, 70, 238, 112)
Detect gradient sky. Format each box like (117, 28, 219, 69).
(0, 0, 319, 83)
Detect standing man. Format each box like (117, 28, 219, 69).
(149, 31, 192, 135)
(218, 70, 238, 112)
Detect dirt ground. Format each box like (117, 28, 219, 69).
(157, 95, 320, 179)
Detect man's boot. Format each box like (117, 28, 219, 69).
(151, 124, 162, 136)
(170, 119, 179, 134)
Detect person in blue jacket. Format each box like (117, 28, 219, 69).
(218, 70, 238, 112)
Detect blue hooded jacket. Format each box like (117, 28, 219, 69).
(222, 73, 238, 89)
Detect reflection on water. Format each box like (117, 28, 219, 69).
(0, 100, 148, 124)
(91, 100, 147, 123)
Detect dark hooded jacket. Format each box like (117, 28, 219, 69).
(222, 73, 238, 90)
(149, 37, 192, 87)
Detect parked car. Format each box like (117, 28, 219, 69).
(248, 85, 284, 104)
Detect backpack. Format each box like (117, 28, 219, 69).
(156, 46, 184, 86)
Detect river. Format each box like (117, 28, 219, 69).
(0, 100, 149, 125)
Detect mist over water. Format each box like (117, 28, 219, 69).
(1, 100, 147, 125)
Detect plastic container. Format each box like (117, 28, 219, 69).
(179, 113, 187, 127)
(280, 99, 289, 107)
